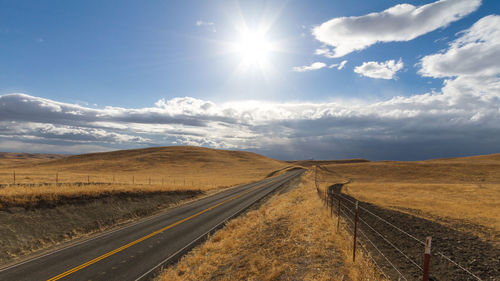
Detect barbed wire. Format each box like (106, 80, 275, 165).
(317, 179, 484, 281)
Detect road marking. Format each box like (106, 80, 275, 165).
(45, 179, 275, 281)
(133, 171, 300, 281)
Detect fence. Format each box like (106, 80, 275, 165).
(0, 171, 217, 189)
(314, 166, 486, 281)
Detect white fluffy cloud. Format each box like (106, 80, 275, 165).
(292, 62, 326, 72)
(313, 0, 481, 58)
(354, 59, 403, 79)
(418, 15, 500, 101)
(419, 15, 500, 79)
(1, 86, 500, 160)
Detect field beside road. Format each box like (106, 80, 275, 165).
(0, 146, 290, 265)
(314, 154, 500, 280)
(316, 154, 500, 242)
(0, 146, 289, 208)
(160, 169, 384, 281)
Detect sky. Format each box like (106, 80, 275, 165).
(1, 0, 500, 160)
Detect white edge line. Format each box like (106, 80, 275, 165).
(134, 171, 302, 281)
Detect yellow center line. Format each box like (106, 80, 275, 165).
(46, 180, 272, 281)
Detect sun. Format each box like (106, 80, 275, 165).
(233, 30, 272, 64)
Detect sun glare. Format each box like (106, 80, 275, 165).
(234, 30, 272, 64)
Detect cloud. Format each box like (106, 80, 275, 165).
(354, 59, 403, 79)
(338, 60, 348, 70)
(328, 60, 348, 70)
(313, 0, 481, 58)
(1, 87, 500, 160)
(292, 62, 326, 72)
(419, 15, 500, 79)
(196, 20, 216, 32)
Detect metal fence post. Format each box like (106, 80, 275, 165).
(423, 236, 432, 281)
(337, 195, 341, 232)
(330, 192, 334, 217)
(353, 200, 359, 263)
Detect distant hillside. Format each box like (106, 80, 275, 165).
(34, 146, 287, 173)
(288, 159, 370, 167)
(0, 152, 67, 160)
(0, 152, 67, 168)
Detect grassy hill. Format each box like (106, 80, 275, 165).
(0, 152, 66, 169)
(33, 146, 286, 173)
(0, 146, 290, 202)
(315, 153, 500, 242)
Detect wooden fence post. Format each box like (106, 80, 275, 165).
(132, 176, 135, 184)
(423, 236, 432, 281)
(88, 175, 90, 183)
(353, 200, 359, 263)
(13, 171, 16, 184)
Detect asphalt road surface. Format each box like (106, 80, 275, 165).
(0, 169, 303, 281)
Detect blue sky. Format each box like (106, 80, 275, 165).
(1, 0, 500, 160)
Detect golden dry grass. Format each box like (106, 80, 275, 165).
(159, 170, 385, 281)
(315, 153, 500, 242)
(0, 146, 290, 207)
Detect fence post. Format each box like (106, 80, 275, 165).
(353, 200, 359, 263)
(13, 171, 16, 184)
(337, 194, 341, 232)
(132, 176, 135, 184)
(113, 175, 115, 184)
(330, 192, 334, 217)
(423, 236, 432, 281)
(314, 165, 318, 189)
(88, 175, 90, 184)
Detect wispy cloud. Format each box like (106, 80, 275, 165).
(196, 20, 216, 32)
(292, 62, 326, 72)
(328, 60, 347, 70)
(354, 59, 403, 80)
(313, 0, 481, 58)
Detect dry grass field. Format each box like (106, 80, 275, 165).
(159, 169, 385, 281)
(315, 154, 500, 243)
(0, 146, 290, 208)
(0, 146, 290, 264)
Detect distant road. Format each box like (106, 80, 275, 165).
(0, 169, 303, 281)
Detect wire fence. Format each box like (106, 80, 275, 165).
(0, 171, 220, 189)
(314, 166, 489, 281)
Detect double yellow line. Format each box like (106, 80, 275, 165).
(47, 181, 270, 281)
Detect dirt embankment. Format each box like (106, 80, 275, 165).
(0, 190, 201, 265)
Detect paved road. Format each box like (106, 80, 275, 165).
(0, 169, 303, 281)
